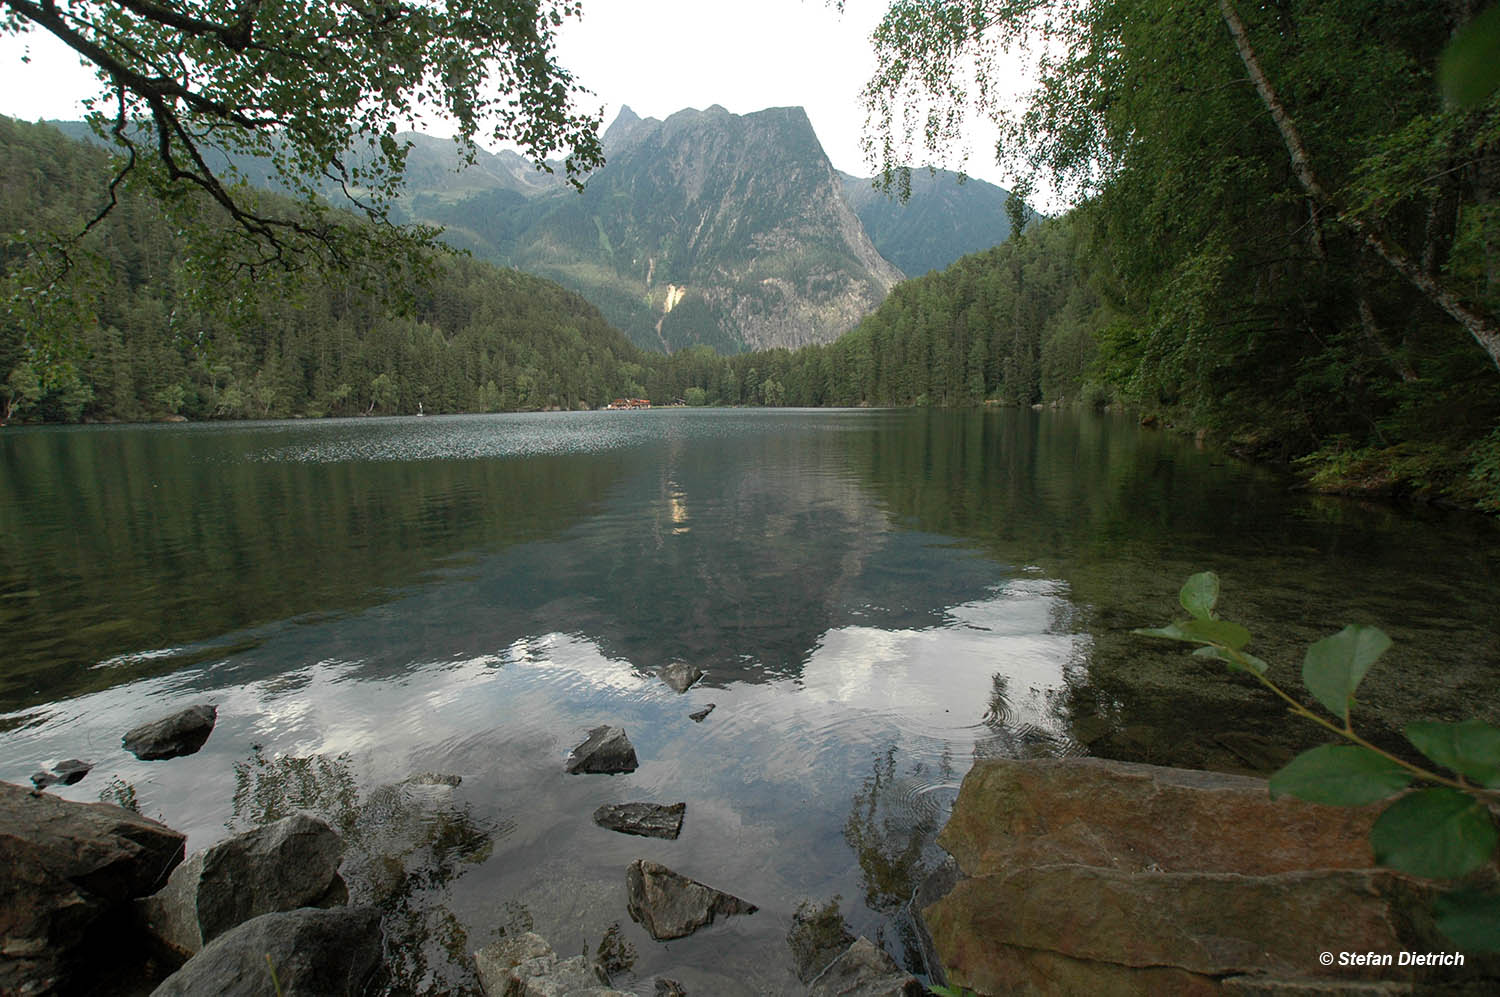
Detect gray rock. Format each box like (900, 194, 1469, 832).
(0, 780, 184, 995)
(565, 726, 638, 775)
(592, 802, 685, 840)
(122, 704, 217, 760)
(688, 704, 716, 723)
(658, 661, 704, 693)
(807, 937, 924, 996)
(150, 906, 382, 997)
(625, 859, 757, 941)
(654, 979, 687, 997)
(139, 812, 347, 957)
(30, 759, 93, 790)
(788, 898, 855, 983)
(473, 931, 630, 997)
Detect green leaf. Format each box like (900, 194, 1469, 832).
(1434, 888, 1500, 954)
(1191, 644, 1268, 676)
(1440, 4, 1500, 108)
(1175, 617, 1251, 650)
(1405, 720, 1500, 788)
(1370, 788, 1498, 879)
(1178, 572, 1219, 620)
(1134, 623, 1192, 643)
(1268, 745, 1413, 806)
(1302, 625, 1391, 723)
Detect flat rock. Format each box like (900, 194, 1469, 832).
(788, 899, 854, 983)
(30, 759, 93, 790)
(566, 726, 638, 775)
(658, 661, 704, 693)
(807, 937, 925, 996)
(593, 802, 685, 840)
(0, 781, 184, 995)
(921, 757, 1493, 996)
(150, 906, 382, 997)
(473, 930, 630, 996)
(122, 704, 217, 760)
(139, 812, 347, 957)
(625, 859, 757, 941)
(688, 704, 715, 723)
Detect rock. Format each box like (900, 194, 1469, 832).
(151, 906, 382, 996)
(787, 898, 854, 983)
(654, 979, 687, 997)
(403, 771, 461, 787)
(139, 813, 347, 957)
(0, 780, 184, 995)
(625, 859, 757, 941)
(920, 757, 1488, 995)
(688, 704, 716, 723)
(565, 726, 639, 775)
(29, 759, 93, 790)
(592, 802, 685, 840)
(472, 930, 630, 996)
(122, 704, 217, 760)
(658, 661, 704, 693)
(807, 937, 925, 996)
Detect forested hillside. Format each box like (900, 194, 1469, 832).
(1, 116, 651, 422)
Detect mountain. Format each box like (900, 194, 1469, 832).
(408, 105, 905, 354)
(840, 168, 1021, 277)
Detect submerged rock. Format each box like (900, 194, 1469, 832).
(122, 704, 217, 760)
(921, 757, 1487, 994)
(807, 937, 924, 997)
(625, 859, 757, 941)
(151, 906, 382, 997)
(653, 979, 687, 997)
(565, 726, 639, 775)
(787, 898, 855, 983)
(688, 704, 716, 723)
(0, 780, 184, 995)
(139, 812, 347, 957)
(658, 661, 704, 693)
(472, 930, 629, 996)
(29, 759, 92, 790)
(592, 802, 685, 840)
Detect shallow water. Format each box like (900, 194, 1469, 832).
(2, 408, 1497, 993)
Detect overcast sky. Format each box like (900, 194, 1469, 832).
(0, 0, 1038, 197)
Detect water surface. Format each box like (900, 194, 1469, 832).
(2, 409, 1497, 993)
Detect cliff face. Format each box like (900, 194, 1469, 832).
(408, 105, 904, 354)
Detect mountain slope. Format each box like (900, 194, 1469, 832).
(413, 105, 904, 354)
(840, 168, 1020, 277)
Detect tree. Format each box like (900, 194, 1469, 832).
(1, 0, 603, 286)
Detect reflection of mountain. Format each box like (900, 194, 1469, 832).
(0, 422, 629, 711)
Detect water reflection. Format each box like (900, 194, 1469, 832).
(2, 408, 1497, 995)
(228, 746, 502, 996)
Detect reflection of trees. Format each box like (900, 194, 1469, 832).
(228, 747, 505, 996)
(842, 746, 958, 973)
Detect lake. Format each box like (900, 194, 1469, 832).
(2, 408, 1498, 994)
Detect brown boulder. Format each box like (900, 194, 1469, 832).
(0, 781, 185, 995)
(922, 758, 1487, 996)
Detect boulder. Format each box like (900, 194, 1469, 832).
(658, 661, 704, 693)
(150, 906, 382, 996)
(122, 704, 217, 760)
(0, 781, 184, 995)
(566, 726, 639, 775)
(139, 813, 347, 957)
(472, 930, 630, 996)
(592, 802, 686, 840)
(921, 757, 1492, 995)
(807, 937, 925, 997)
(625, 859, 757, 941)
(787, 899, 854, 983)
(29, 759, 92, 790)
(688, 704, 716, 723)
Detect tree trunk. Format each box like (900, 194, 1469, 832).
(1219, 0, 1500, 373)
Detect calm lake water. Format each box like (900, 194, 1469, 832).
(2, 408, 1498, 994)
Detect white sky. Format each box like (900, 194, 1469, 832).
(0, 0, 1040, 196)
